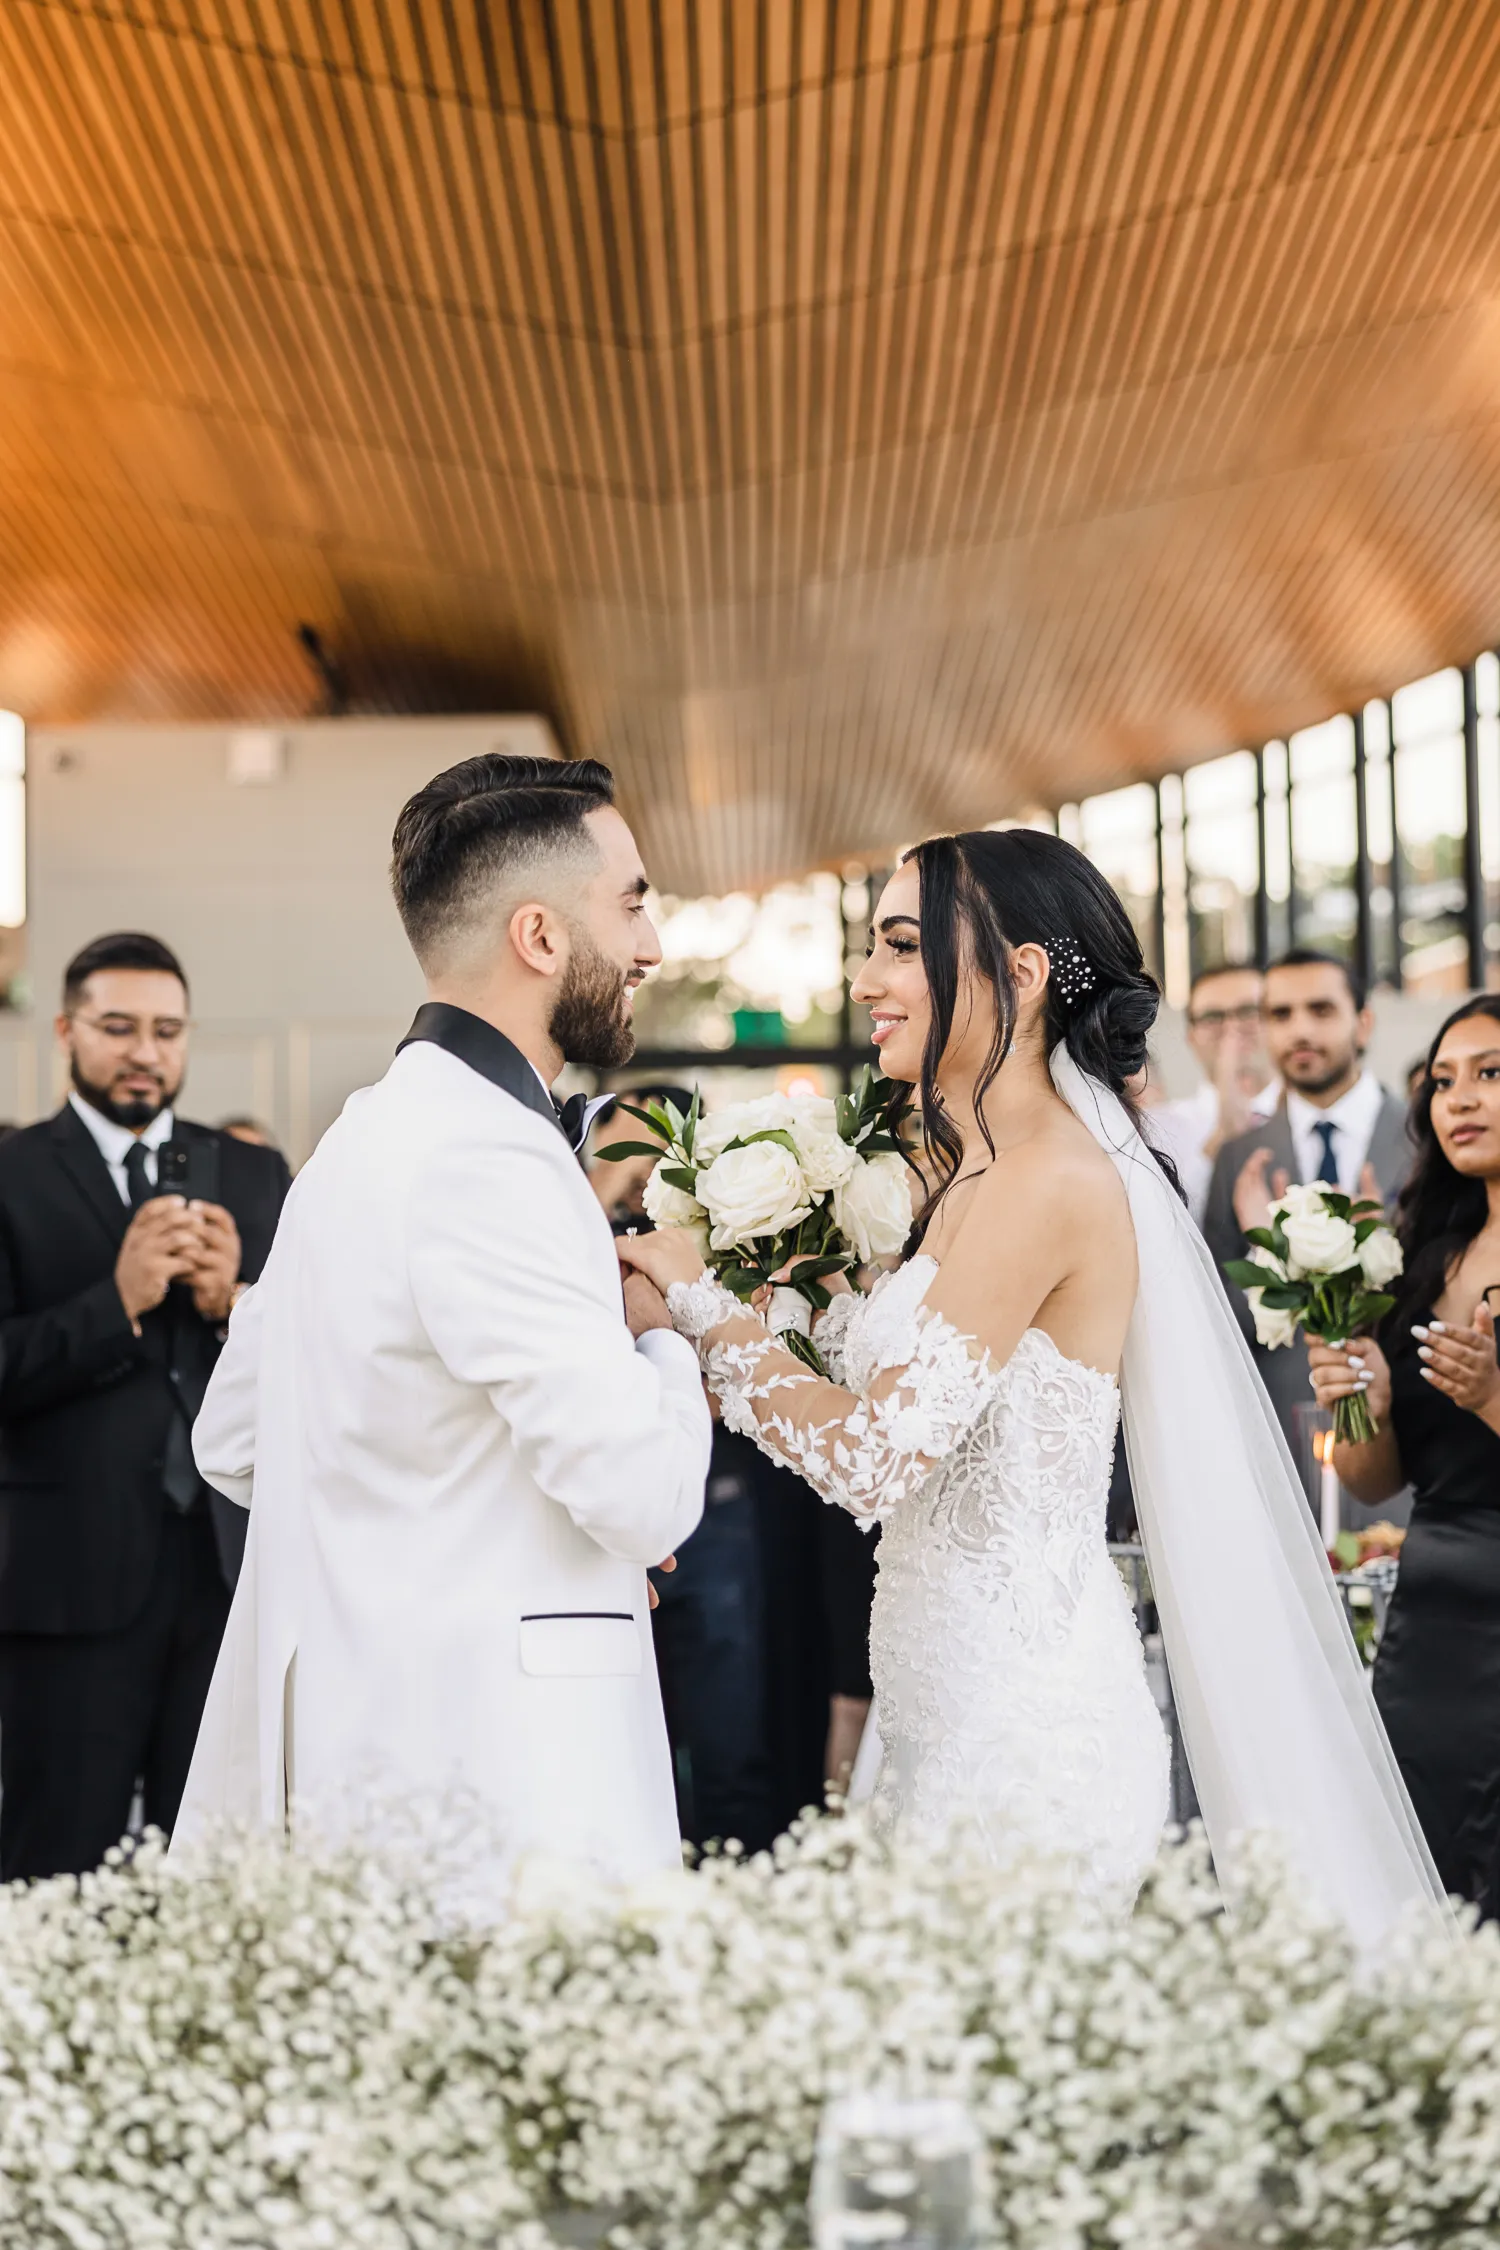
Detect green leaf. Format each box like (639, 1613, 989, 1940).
(1242, 1228, 1279, 1253)
(719, 1265, 765, 1298)
(595, 1139, 670, 1163)
(1256, 1284, 1307, 1311)
(786, 1253, 852, 1283)
(657, 1165, 700, 1195)
(735, 1128, 802, 1158)
(682, 1085, 702, 1159)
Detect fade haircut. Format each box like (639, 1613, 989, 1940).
(1266, 946, 1366, 1013)
(63, 932, 188, 1010)
(391, 754, 616, 971)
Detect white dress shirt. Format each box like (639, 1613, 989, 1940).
(1286, 1070, 1384, 1192)
(68, 1092, 175, 1204)
(1151, 1078, 1278, 1223)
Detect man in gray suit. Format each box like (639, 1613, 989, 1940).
(1203, 948, 1411, 1445)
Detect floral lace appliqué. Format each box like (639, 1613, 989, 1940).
(666, 1252, 1171, 1903)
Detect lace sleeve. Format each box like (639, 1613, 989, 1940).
(812, 1291, 859, 1385)
(665, 1275, 998, 1526)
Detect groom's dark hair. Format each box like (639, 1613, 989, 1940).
(392, 754, 616, 967)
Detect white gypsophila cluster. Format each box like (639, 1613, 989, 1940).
(0, 1817, 1498, 2250)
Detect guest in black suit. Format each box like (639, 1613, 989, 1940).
(0, 932, 291, 1878)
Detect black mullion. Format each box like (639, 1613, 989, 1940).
(1463, 659, 1486, 990)
(1353, 707, 1374, 994)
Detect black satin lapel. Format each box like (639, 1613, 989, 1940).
(397, 1002, 562, 1133)
(49, 1108, 131, 1249)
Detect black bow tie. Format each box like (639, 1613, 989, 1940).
(555, 1091, 596, 1153)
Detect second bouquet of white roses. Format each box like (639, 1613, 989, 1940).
(1224, 1181, 1403, 1444)
(600, 1069, 913, 1374)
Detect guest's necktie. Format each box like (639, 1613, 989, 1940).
(123, 1139, 152, 1208)
(1313, 1119, 1339, 1186)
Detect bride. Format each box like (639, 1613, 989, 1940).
(619, 829, 1445, 1937)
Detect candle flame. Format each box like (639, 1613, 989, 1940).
(1319, 1428, 1335, 1466)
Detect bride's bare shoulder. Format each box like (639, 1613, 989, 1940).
(974, 1111, 1129, 1223)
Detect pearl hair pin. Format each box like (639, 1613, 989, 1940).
(1049, 938, 1096, 1008)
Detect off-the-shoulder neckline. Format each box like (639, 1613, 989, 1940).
(889, 1251, 1120, 1395)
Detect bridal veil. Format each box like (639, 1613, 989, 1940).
(1050, 1045, 1445, 1942)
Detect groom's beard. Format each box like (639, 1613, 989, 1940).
(550, 927, 637, 1069)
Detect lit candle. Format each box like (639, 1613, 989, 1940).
(1319, 1429, 1341, 1551)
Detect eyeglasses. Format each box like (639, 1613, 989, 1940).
(1188, 1003, 1262, 1029)
(70, 1013, 190, 1046)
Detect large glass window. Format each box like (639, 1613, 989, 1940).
(629, 871, 848, 1055)
(1477, 653, 1500, 989)
(1289, 715, 1357, 958)
(1391, 668, 1468, 993)
(1361, 700, 1398, 988)
(1076, 785, 1159, 973)
(1183, 751, 1258, 972)
(0, 715, 22, 933)
(1260, 741, 1292, 958)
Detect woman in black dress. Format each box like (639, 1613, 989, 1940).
(1311, 994, 1500, 1914)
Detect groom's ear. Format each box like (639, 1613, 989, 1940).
(507, 900, 567, 980)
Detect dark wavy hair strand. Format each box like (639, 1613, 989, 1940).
(902, 827, 1179, 1244)
(1390, 993, 1500, 1333)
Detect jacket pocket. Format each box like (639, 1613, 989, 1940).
(518, 1611, 642, 1678)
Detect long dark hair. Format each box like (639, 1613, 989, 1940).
(1390, 993, 1500, 1328)
(903, 828, 1177, 1241)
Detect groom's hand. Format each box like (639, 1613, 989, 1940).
(623, 1270, 673, 1338)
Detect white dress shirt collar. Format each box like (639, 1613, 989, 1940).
(1285, 1070, 1383, 1194)
(68, 1091, 175, 1205)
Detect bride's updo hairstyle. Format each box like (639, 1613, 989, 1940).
(904, 827, 1177, 1235)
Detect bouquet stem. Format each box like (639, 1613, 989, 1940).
(783, 1328, 830, 1379)
(1332, 1390, 1377, 1447)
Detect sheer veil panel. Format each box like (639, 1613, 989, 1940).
(1050, 1046, 1446, 1941)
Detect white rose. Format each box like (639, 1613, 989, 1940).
(1357, 1226, 1404, 1288)
(788, 1101, 857, 1195)
(1245, 1285, 1299, 1350)
(1281, 1207, 1359, 1278)
(833, 1151, 913, 1263)
(1271, 1181, 1326, 1221)
(697, 1140, 812, 1251)
(1246, 1243, 1288, 1283)
(693, 1093, 794, 1164)
(641, 1166, 705, 1231)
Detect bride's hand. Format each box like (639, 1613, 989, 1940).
(616, 1226, 709, 1295)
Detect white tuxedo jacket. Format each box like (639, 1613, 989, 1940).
(174, 1028, 710, 1892)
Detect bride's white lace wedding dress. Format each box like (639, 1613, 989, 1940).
(667, 1251, 1171, 1901)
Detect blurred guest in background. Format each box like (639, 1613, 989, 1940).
(1205, 950, 1409, 1442)
(1151, 963, 1274, 1222)
(1310, 994, 1500, 1915)
(219, 1115, 280, 1151)
(591, 1088, 774, 1854)
(0, 934, 290, 1879)
(589, 1086, 878, 1847)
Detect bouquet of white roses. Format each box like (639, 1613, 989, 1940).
(1224, 1180, 1404, 1444)
(600, 1068, 912, 1374)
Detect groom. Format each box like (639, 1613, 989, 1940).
(174, 755, 711, 1893)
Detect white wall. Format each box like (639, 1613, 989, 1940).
(4, 716, 556, 1163)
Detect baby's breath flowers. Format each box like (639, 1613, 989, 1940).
(0, 1815, 1491, 2249)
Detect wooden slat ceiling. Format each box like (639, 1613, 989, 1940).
(4, 0, 1500, 892)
